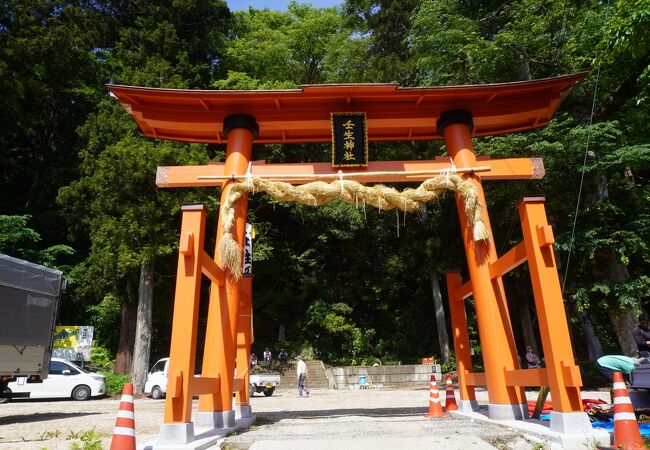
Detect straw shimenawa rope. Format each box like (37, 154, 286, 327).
(219, 174, 488, 278)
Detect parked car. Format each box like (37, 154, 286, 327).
(144, 357, 169, 399)
(2, 357, 105, 403)
(144, 357, 280, 399)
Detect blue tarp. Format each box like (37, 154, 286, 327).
(539, 414, 650, 436)
(591, 421, 650, 436)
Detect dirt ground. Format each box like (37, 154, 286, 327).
(0, 387, 612, 449)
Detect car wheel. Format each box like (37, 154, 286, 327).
(0, 388, 11, 404)
(151, 385, 164, 400)
(263, 387, 274, 397)
(72, 385, 91, 401)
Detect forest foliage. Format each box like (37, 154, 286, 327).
(1, 0, 649, 372)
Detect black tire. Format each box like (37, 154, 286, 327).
(151, 385, 164, 399)
(72, 385, 91, 401)
(0, 388, 11, 404)
(263, 387, 274, 397)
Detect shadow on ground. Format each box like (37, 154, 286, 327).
(254, 406, 428, 424)
(0, 411, 101, 425)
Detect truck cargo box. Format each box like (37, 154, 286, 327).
(630, 363, 650, 389)
(0, 253, 64, 379)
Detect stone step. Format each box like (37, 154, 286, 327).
(277, 360, 330, 389)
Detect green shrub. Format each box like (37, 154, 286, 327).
(101, 372, 131, 396)
(360, 356, 381, 366)
(90, 346, 115, 371)
(441, 354, 456, 374)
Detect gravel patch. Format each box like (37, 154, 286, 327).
(0, 387, 611, 449)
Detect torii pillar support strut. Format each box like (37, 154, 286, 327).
(518, 197, 591, 432)
(445, 269, 478, 413)
(439, 110, 527, 419)
(195, 114, 258, 429)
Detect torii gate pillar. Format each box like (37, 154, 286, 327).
(195, 114, 258, 429)
(440, 111, 527, 419)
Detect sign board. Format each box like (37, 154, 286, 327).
(52, 326, 94, 361)
(243, 222, 253, 277)
(331, 112, 368, 167)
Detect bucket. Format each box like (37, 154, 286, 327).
(358, 375, 367, 386)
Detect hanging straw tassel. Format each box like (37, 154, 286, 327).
(218, 187, 245, 278)
(217, 174, 490, 278)
(473, 220, 490, 241)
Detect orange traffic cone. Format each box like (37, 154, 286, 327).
(444, 375, 458, 412)
(426, 375, 446, 418)
(110, 383, 136, 450)
(612, 372, 644, 450)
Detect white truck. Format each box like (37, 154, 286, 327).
(145, 357, 280, 398)
(0, 254, 65, 403)
(249, 372, 280, 397)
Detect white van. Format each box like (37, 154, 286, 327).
(144, 357, 280, 399)
(144, 357, 168, 399)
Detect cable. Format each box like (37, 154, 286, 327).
(561, 0, 612, 294)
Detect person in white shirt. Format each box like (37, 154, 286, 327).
(296, 356, 310, 397)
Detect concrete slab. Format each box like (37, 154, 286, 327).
(138, 416, 255, 450)
(247, 436, 496, 450)
(487, 402, 528, 420)
(450, 409, 610, 449)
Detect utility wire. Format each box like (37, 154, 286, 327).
(561, 0, 612, 294)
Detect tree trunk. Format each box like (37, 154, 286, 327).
(114, 297, 137, 374)
(509, 277, 538, 355)
(430, 271, 450, 364)
(519, 297, 538, 353)
(518, 54, 531, 81)
(131, 259, 155, 394)
(574, 308, 604, 361)
(611, 308, 638, 356)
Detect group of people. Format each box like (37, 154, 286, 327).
(249, 347, 289, 366)
(248, 347, 310, 397)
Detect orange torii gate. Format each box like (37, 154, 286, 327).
(109, 73, 593, 445)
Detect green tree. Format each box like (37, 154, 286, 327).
(216, 1, 343, 88)
(341, 0, 422, 84)
(58, 0, 231, 392)
(0, 215, 74, 267)
(0, 0, 106, 251)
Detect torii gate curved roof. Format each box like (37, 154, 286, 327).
(108, 73, 584, 144)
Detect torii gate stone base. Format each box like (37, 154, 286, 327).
(109, 75, 609, 449)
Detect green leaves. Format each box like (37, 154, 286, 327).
(3, 0, 649, 361)
(216, 3, 343, 87)
(0, 215, 73, 268)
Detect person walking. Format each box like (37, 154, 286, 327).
(296, 356, 310, 397)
